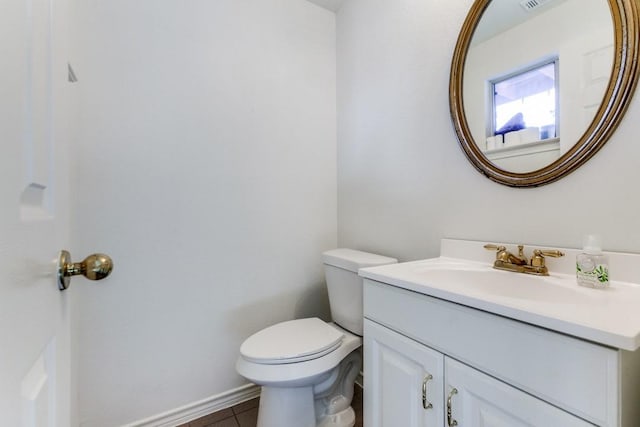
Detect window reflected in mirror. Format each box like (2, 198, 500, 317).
(484, 59, 561, 172)
(493, 60, 558, 141)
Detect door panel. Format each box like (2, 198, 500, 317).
(445, 358, 592, 427)
(0, 0, 72, 424)
(364, 319, 444, 427)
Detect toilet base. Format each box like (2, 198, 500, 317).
(317, 407, 355, 427)
(256, 385, 356, 427)
(257, 385, 316, 427)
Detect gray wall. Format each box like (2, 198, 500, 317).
(337, 0, 640, 261)
(70, 1, 337, 425)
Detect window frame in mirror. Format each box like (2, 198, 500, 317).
(450, 0, 640, 187)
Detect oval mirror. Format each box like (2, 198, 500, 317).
(450, 0, 639, 187)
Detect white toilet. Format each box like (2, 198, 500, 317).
(236, 249, 397, 427)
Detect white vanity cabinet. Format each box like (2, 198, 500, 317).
(365, 320, 590, 427)
(363, 278, 640, 427)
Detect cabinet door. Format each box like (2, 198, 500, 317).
(444, 357, 593, 427)
(364, 319, 444, 427)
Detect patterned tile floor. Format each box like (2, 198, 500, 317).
(180, 385, 363, 427)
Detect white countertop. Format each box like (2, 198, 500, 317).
(359, 239, 640, 351)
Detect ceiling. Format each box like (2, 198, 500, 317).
(472, 0, 568, 45)
(306, 0, 345, 12)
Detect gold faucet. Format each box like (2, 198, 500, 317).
(484, 244, 564, 276)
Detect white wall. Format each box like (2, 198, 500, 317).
(70, 1, 337, 425)
(337, 0, 640, 261)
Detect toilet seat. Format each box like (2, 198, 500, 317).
(236, 322, 362, 388)
(240, 318, 344, 365)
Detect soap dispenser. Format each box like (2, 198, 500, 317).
(576, 235, 609, 288)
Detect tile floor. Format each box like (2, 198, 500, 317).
(180, 384, 363, 427)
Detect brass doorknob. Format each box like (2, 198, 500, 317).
(57, 250, 114, 290)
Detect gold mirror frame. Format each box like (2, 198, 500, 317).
(450, 0, 640, 187)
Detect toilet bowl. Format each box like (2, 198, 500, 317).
(236, 249, 397, 427)
(236, 319, 362, 427)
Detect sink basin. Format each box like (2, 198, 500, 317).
(361, 257, 597, 309)
(411, 266, 590, 303)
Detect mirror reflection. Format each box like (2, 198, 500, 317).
(463, 0, 613, 173)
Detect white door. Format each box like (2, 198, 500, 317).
(444, 357, 592, 427)
(364, 319, 444, 427)
(1, 0, 73, 425)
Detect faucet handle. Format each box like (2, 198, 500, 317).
(535, 249, 565, 258)
(484, 244, 510, 263)
(531, 249, 564, 268)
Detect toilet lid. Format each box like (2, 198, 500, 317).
(240, 318, 344, 365)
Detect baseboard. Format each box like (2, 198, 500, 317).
(122, 372, 362, 426)
(121, 383, 261, 427)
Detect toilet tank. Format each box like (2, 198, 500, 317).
(322, 249, 397, 335)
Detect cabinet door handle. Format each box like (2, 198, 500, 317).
(421, 373, 433, 409)
(447, 387, 458, 427)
